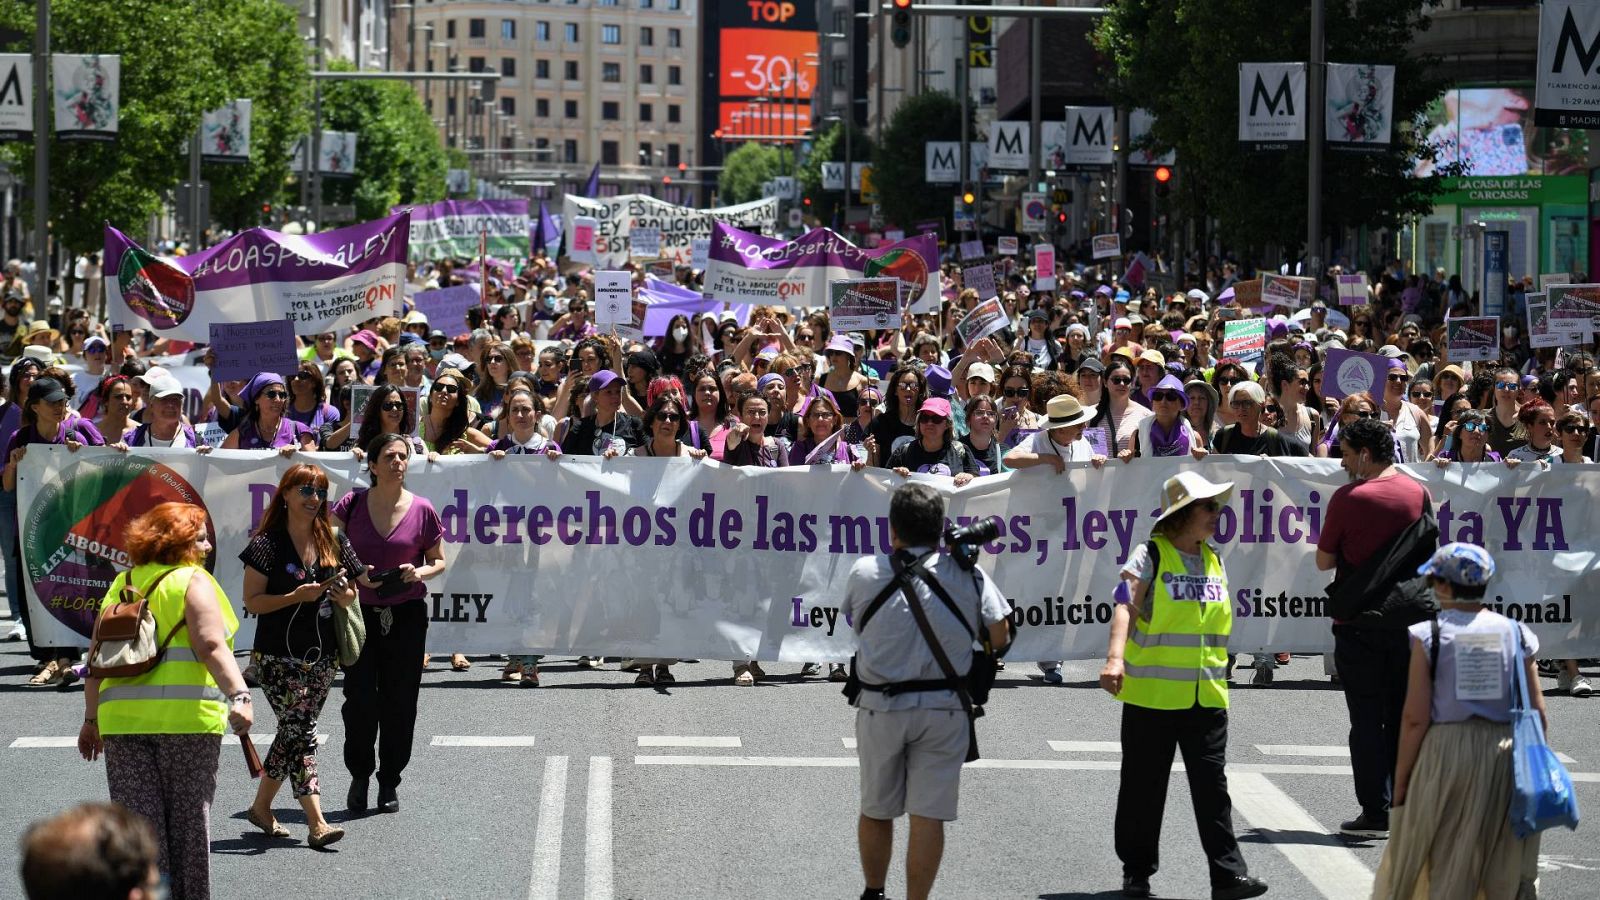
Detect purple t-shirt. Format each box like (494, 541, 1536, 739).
(331, 489, 443, 607)
(3, 418, 106, 461)
(232, 417, 314, 450)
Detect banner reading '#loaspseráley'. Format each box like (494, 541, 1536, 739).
(105, 212, 409, 341)
(18, 448, 1599, 661)
(705, 223, 940, 309)
(396, 198, 529, 261)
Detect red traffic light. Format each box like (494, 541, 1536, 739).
(802, 197, 812, 206)
(712, 129, 724, 140)
(1056, 212, 1067, 224)
(1154, 166, 1172, 183)
(677, 162, 688, 173)
(893, 0, 912, 8)
(663, 175, 673, 185)
(260, 203, 272, 213)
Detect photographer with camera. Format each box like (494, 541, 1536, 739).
(843, 484, 1011, 900)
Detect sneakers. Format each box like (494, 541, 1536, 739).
(634, 667, 655, 686)
(520, 666, 540, 688)
(748, 660, 766, 677)
(828, 663, 849, 682)
(1042, 668, 1064, 685)
(800, 662, 821, 677)
(1339, 812, 1389, 839)
(579, 656, 603, 669)
(1557, 669, 1575, 693)
(1571, 676, 1594, 698)
(1252, 663, 1274, 686)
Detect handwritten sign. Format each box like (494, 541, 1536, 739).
(959, 239, 985, 261)
(207, 320, 298, 382)
(829, 278, 902, 332)
(631, 226, 662, 259)
(690, 238, 711, 271)
(1034, 244, 1057, 291)
(963, 263, 997, 302)
(1230, 279, 1262, 309)
(569, 215, 599, 264)
(411, 284, 482, 335)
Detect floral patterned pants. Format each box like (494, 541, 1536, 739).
(104, 733, 221, 900)
(253, 652, 337, 797)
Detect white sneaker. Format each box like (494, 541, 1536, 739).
(0, 621, 24, 642)
(1571, 676, 1593, 698)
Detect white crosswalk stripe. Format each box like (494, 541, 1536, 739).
(527, 755, 569, 900)
(636, 735, 741, 748)
(1229, 771, 1374, 900)
(432, 735, 538, 747)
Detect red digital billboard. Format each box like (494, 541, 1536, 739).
(713, 1, 817, 140)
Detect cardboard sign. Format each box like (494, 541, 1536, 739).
(1091, 233, 1121, 260)
(1261, 273, 1314, 308)
(207, 320, 298, 383)
(630, 226, 662, 259)
(412, 284, 483, 335)
(1321, 348, 1389, 402)
(1548, 283, 1600, 336)
(1034, 244, 1057, 291)
(959, 239, 985, 261)
(954, 297, 1009, 345)
(829, 278, 902, 332)
(1082, 426, 1109, 458)
(690, 238, 711, 271)
(1445, 316, 1502, 363)
(569, 216, 599, 264)
(996, 236, 1019, 255)
(963, 264, 997, 302)
(593, 271, 633, 327)
(1230, 279, 1262, 309)
(1221, 317, 1266, 364)
(1336, 272, 1368, 306)
(1526, 292, 1583, 349)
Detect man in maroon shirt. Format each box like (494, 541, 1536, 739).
(1315, 417, 1428, 841)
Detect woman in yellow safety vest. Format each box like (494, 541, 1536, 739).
(78, 502, 252, 900)
(1098, 471, 1267, 900)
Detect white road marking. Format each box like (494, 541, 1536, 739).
(636, 735, 741, 748)
(433, 735, 539, 747)
(634, 755, 1354, 775)
(9, 737, 75, 748)
(527, 755, 569, 900)
(1047, 740, 1122, 753)
(585, 757, 613, 900)
(1229, 771, 1374, 900)
(841, 738, 857, 749)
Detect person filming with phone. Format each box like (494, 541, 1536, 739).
(843, 483, 1012, 900)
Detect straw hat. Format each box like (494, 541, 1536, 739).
(1153, 471, 1234, 531)
(1044, 394, 1095, 428)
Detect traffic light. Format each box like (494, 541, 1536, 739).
(802, 196, 812, 207)
(678, 162, 688, 174)
(1154, 165, 1172, 198)
(892, 0, 912, 50)
(961, 189, 975, 205)
(259, 203, 272, 226)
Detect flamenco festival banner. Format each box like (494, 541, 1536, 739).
(104, 211, 410, 341)
(17, 448, 1599, 661)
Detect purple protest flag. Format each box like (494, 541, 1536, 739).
(412, 284, 483, 335)
(105, 212, 409, 341)
(583, 163, 601, 199)
(1322, 348, 1389, 402)
(704, 223, 939, 310)
(533, 201, 562, 254)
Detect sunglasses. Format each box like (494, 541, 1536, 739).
(262, 390, 289, 400)
(1387, 373, 1409, 383)
(1264, 405, 1282, 416)
(796, 333, 815, 341)
(1559, 423, 1589, 434)
(1460, 421, 1488, 433)
(1409, 390, 1433, 400)
(380, 400, 406, 412)
(486, 355, 507, 364)
(1351, 410, 1376, 420)
(1296, 377, 1310, 386)
(779, 366, 811, 377)
(1002, 386, 1030, 398)
(295, 485, 329, 500)
(917, 414, 948, 425)
(431, 383, 460, 395)
(1217, 377, 1241, 386)
(1109, 377, 1133, 386)
(1495, 382, 1518, 391)
(657, 412, 683, 424)
(1150, 390, 1183, 403)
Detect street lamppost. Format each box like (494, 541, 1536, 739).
(390, 3, 415, 72)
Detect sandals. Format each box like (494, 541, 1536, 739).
(451, 654, 472, 671)
(421, 654, 432, 669)
(733, 665, 755, 687)
(26, 660, 60, 687)
(246, 807, 291, 838)
(308, 823, 346, 849)
(520, 666, 540, 688)
(502, 664, 523, 683)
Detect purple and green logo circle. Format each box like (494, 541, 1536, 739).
(116, 247, 195, 330)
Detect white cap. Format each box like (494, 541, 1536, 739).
(148, 374, 184, 399)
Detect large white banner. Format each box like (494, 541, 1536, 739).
(1063, 106, 1114, 167)
(0, 54, 32, 141)
(562, 194, 778, 269)
(1325, 63, 1395, 147)
(1239, 62, 1306, 148)
(53, 54, 118, 141)
(19, 449, 1599, 661)
(986, 121, 1030, 171)
(1536, 0, 1600, 128)
(200, 99, 252, 163)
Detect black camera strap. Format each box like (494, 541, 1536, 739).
(896, 560, 982, 763)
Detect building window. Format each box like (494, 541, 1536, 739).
(564, 139, 578, 162)
(446, 19, 456, 39)
(565, 99, 579, 118)
(667, 103, 680, 123)
(536, 59, 550, 78)
(639, 141, 653, 162)
(640, 64, 654, 83)
(536, 21, 550, 40)
(564, 60, 579, 80)
(447, 96, 456, 116)
(640, 103, 653, 122)
(667, 65, 681, 85)
(468, 57, 487, 73)
(502, 57, 515, 77)
(668, 0, 681, 9)
(602, 25, 621, 44)
(602, 140, 619, 165)
(468, 18, 485, 38)
(602, 101, 620, 120)
(831, 59, 845, 88)
(565, 23, 579, 42)
(536, 98, 550, 117)
(642, 0, 654, 7)
(600, 0, 619, 5)
(500, 96, 515, 116)
(667, 143, 680, 166)
(640, 27, 654, 46)
(502, 19, 516, 40)
(833, 10, 845, 33)
(667, 28, 681, 47)
(602, 62, 621, 82)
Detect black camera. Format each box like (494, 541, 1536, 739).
(944, 516, 1001, 571)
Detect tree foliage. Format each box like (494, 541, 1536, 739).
(797, 121, 875, 226)
(1094, 0, 1449, 256)
(871, 92, 964, 230)
(717, 142, 793, 205)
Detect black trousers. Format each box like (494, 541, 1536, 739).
(1114, 702, 1248, 886)
(1333, 624, 1412, 818)
(342, 599, 427, 790)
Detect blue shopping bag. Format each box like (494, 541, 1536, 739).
(1508, 625, 1580, 838)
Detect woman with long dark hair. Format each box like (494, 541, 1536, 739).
(421, 368, 489, 455)
(1090, 357, 1151, 455)
(240, 464, 362, 847)
(286, 362, 339, 430)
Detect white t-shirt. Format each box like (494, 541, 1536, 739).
(1026, 430, 1094, 462)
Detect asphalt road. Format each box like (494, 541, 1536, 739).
(1, 642, 1597, 900)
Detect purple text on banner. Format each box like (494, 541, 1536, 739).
(208, 319, 299, 383)
(411, 285, 482, 335)
(1321, 347, 1390, 402)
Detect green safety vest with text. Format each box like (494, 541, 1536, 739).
(1117, 536, 1231, 711)
(97, 564, 239, 736)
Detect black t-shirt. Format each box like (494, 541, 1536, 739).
(886, 438, 979, 476)
(869, 414, 917, 460)
(1210, 424, 1309, 457)
(563, 412, 644, 456)
(239, 529, 365, 661)
(773, 411, 800, 444)
(959, 434, 1001, 475)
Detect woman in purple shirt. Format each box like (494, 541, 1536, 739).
(2, 377, 105, 685)
(332, 432, 446, 816)
(221, 372, 316, 453)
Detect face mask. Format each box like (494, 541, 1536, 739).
(671, 327, 689, 343)
(429, 348, 446, 361)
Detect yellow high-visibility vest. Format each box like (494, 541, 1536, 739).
(1118, 535, 1231, 710)
(97, 564, 239, 735)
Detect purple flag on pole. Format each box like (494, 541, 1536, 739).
(583, 163, 601, 199)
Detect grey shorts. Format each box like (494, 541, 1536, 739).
(855, 706, 969, 822)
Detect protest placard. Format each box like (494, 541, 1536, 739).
(1548, 283, 1600, 336)
(207, 320, 298, 383)
(1091, 233, 1121, 260)
(1222, 317, 1266, 363)
(959, 239, 985, 261)
(829, 278, 902, 332)
(690, 238, 711, 271)
(1336, 272, 1368, 306)
(996, 236, 1019, 255)
(411, 284, 482, 335)
(630, 226, 662, 259)
(1082, 426, 1110, 457)
(1445, 316, 1502, 363)
(1539, 273, 1572, 292)
(1322, 348, 1389, 401)
(594, 271, 633, 328)
(569, 216, 599, 264)
(1230, 279, 1262, 309)
(1262, 273, 1314, 308)
(1526, 292, 1583, 349)
(955, 297, 1009, 345)
(963, 263, 997, 301)
(1034, 244, 1057, 291)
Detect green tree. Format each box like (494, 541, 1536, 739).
(798, 121, 875, 226)
(1095, 0, 1450, 256)
(717, 142, 792, 205)
(871, 92, 964, 230)
(317, 60, 449, 223)
(201, 0, 312, 232)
